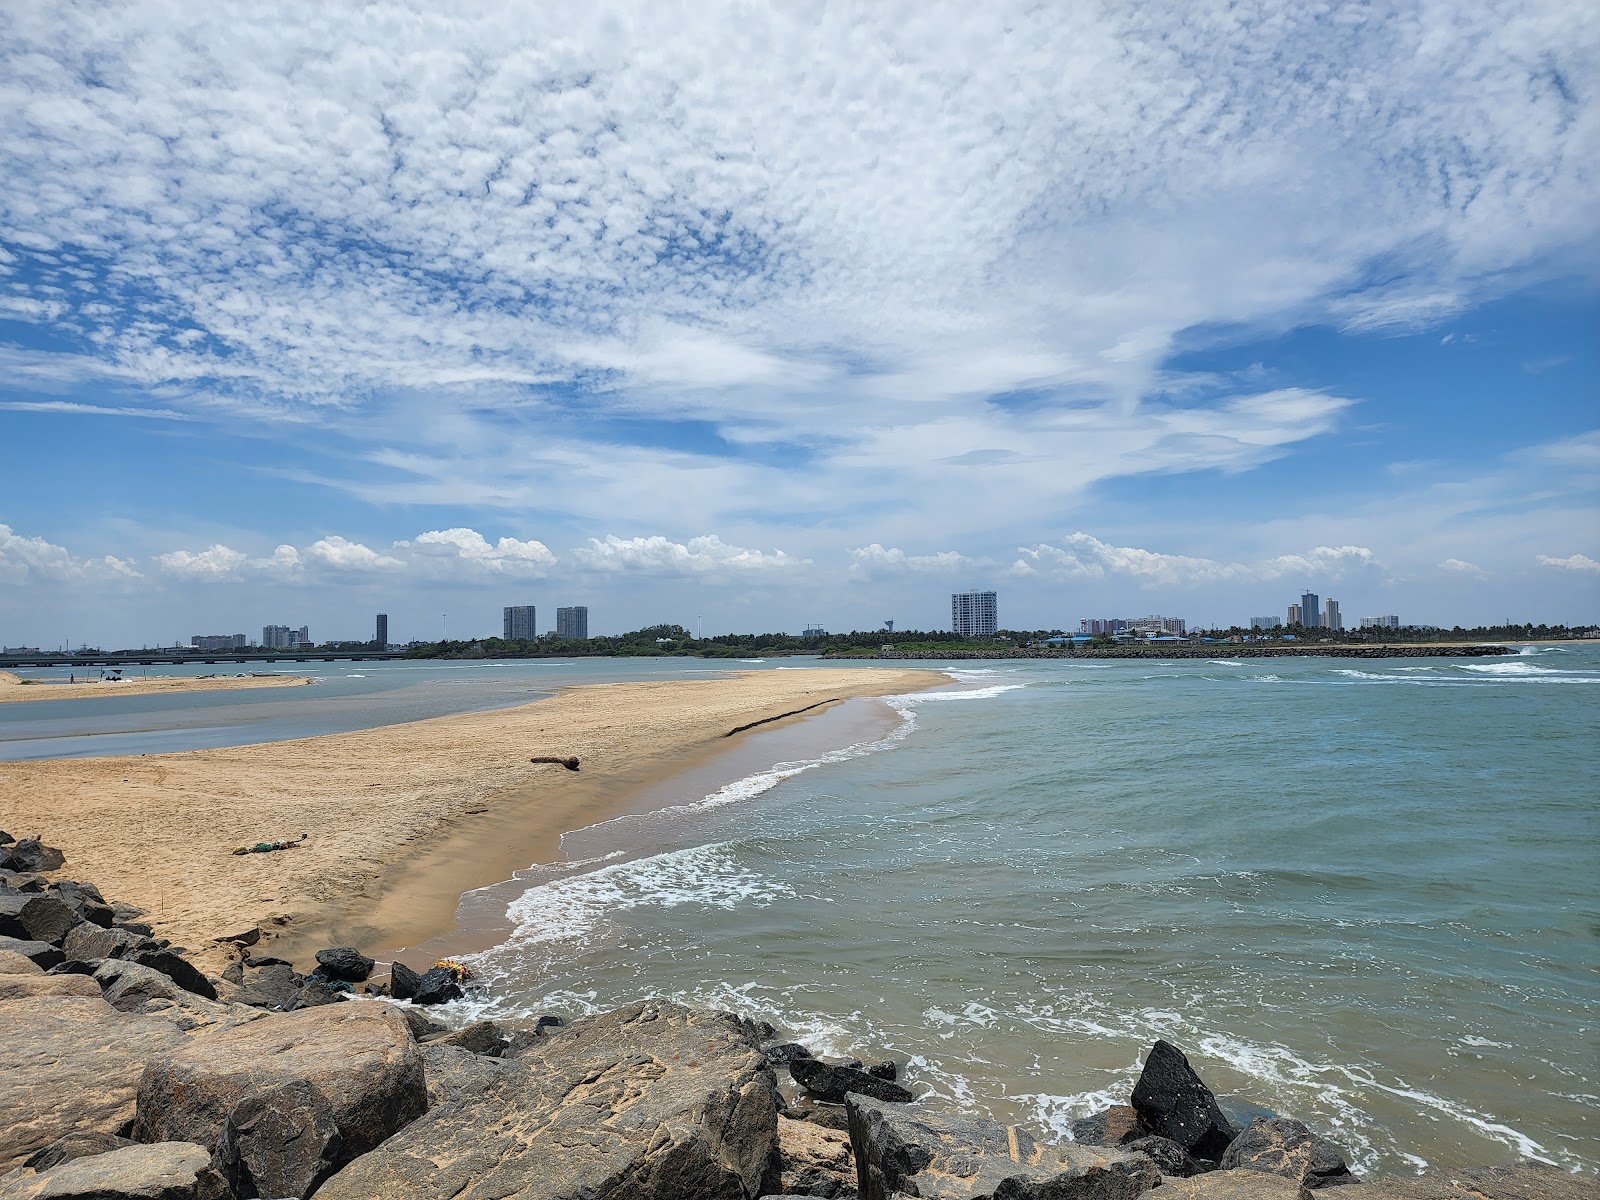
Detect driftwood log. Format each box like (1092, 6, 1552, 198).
(529, 756, 581, 771)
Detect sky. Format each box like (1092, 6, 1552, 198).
(1, 1, 1597, 648)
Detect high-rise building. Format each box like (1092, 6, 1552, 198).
(1250, 616, 1281, 630)
(555, 606, 588, 640)
(375, 613, 388, 647)
(1300, 592, 1321, 628)
(1080, 618, 1129, 635)
(1323, 599, 1342, 631)
(263, 624, 291, 649)
(191, 634, 247, 651)
(1128, 615, 1186, 636)
(1360, 615, 1401, 629)
(952, 590, 998, 638)
(503, 605, 536, 640)
(1287, 604, 1302, 626)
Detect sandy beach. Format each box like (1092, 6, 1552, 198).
(0, 667, 939, 968)
(0, 670, 312, 704)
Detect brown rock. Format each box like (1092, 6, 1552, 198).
(779, 1114, 857, 1197)
(1337, 1162, 1600, 1200)
(1073, 1105, 1149, 1147)
(0, 976, 186, 1172)
(0, 1141, 227, 1200)
(1158, 1167, 1310, 1200)
(0, 948, 44, 975)
(1220, 1118, 1357, 1189)
(316, 999, 782, 1200)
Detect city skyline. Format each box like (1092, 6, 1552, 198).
(0, 4, 1594, 647)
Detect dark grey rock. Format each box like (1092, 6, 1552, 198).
(0, 831, 11, 845)
(0, 935, 64, 971)
(22, 1130, 137, 1172)
(62, 920, 155, 962)
(418, 1019, 505, 1057)
(1220, 1118, 1358, 1189)
(244, 954, 291, 968)
(215, 1078, 344, 1200)
(45, 880, 115, 928)
(1126, 1133, 1212, 1177)
(409, 965, 462, 1006)
(314, 945, 375, 982)
(533, 1012, 563, 1033)
(0, 892, 77, 946)
(110, 900, 148, 922)
(134, 1001, 425, 1182)
(1073, 1105, 1149, 1147)
(388, 960, 421, 1001)
(1130, 1039, 1239, 1160)
(401, 1007, 448, 1041)
(846, 1092, 1163, 1200)
(866, 1059, 898, 1080)
(237, 962, 302, 1011)
(765, 1040, 814, 1065)
(221, 961, 244, 985)
(124, 948, 218, 1000)
(419, 1042, 520, 1107)
(3, 837, 66, 873)
(791, 1055, 914, 1104)
(316, 999, 782, 1200)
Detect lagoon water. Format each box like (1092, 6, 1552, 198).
(6, 648, 1597, 1174)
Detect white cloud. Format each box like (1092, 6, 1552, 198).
(304, 537, 406, 573)
(1536, 553, 1600, 573)
(1012, 533, 1381, 586)
(156, 544, 249, 580)
(407, 528, 557, 575)
(847, 544, 974, 577)
(571, 534, 807, 574)
(1438, 558, 1486, 576)
(0, 523, 140, 583)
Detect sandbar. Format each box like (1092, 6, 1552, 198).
(0, 667, 939, 968)
(0, 670, 312, 704)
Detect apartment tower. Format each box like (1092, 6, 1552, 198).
(555, 606, 589, 640)
(502, 605, 536, 640)
(951, 590, 998, 639)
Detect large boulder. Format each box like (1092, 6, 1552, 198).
(0, 893, 76, 946)
(1220, 1118, 1358, 1189)
(388, 960, 422, 1001)
(418, 1043, 520, 1107)
(316, 999, 783, 1200)
(846, 1092, 1162, 1200)
(1337, 1162, 1599, 1200)
(409, 965, 462, 1006)
(1125, 1134, 1212, 1177)
(91, 961, 250, 1032)
(122, 949, 218, 1001)
(417, 1019, 505, 1057)
(791, 1056, 914, 1104)
(0, 974, 187, 1171)
(778, 1114, 857, 1198)
(2, 838, 65, 874)
(22, 1131, 138, 1172)
(1130, 1040, 1239, 1160)
(0, 1141, 227, 1200)
(0, 948, 44, 975)
(1156, 1168, 1309, 1200)
(45, 880, 115, 929)
(133, 1000, 425, 1193)
(314, 946, 375, 983)
(61, 921, 153, 963)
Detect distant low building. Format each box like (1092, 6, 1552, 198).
(1249, 616, 1281, 630)
(1079, 618, 1128, 635)
(1128, 615, 1186, 636)
(261, 624, 307, 650)
(1359, 615, 1401, 629)
(802, 624, 827, 638)
(191, 634, 247, 651)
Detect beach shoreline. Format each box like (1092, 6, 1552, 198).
(0, 667, 942, 970)
(0, 670, 312, 704)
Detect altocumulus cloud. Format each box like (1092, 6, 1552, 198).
(1013, 533, 1380, 586)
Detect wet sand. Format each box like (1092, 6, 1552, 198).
(0, 670, 311, 704)
(0, 667, 940, 969)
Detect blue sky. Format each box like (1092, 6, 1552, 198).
(1, 1, 1596, 648)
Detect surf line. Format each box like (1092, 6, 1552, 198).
(723, 698, 841, 738)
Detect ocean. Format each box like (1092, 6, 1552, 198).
(5, 648, 1596, 1174)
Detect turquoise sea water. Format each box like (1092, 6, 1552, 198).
(5, 649, 1596, 1174)
(442, 648, 1598, 1177)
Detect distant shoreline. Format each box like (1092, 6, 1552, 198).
(828, 643, 1517, 661)
(0, 671, 312, 704)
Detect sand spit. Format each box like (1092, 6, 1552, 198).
(0, 671, 312, 704)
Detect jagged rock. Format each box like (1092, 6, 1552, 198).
(418, 1019, 505, 1057)
(765, 1040, 814, 1065)
(0, 973, 186, 1171)
(788, 1099, 852, 1132)
(0, 936, 63, 971)
(316, 999, 782, 1200)
(314, 946, 375, 982)
(0, 1141, 227, 1200)
(0, 870, 46, 893)
(2, 838, 65, 874)
(1158, 1168, 1309, 1200)
(1338, 1162, 1599, 1200)
(364, 980, 389, 996)
(214, 1078, 343, 1200)
(121, 948, 218, 1001)
(212, 927, 260, 948)
(866, 1060, 898, 1080)
(791, 1055, 914, 1104)
(110, 900, 148, 922)
(388, 960, 421, 1001)
(409, 965, 462, 1006)
(90, 960, 250, 1032)
(0, 948, 44, 974)
(419, 1042, 521, 1107)
(243, 954, 289, 968)
(133, 1000, 425, 1182)
(1126, 1134, 1211, 1177)
(0, 893, 76, 946)
(294, 973, 352, 1008)
(22, 1130, 138, 1172)
(1221, 1118, 1358, 1189)
(234, 962, 302, 1010)
(220, 961, 244, 985)
(1130, 1039, 1239, 1160)
(401, 1007, 448, 1041)
(45, 959, 99, 976)
(45, 880, 115, 928)
(0, 831, 11, 845)
(779, 1114, 857, 1198)
(62, 920, 154, 962)
(1073, 1105, 1149, 1147)
(533, 1013, 563, 1033)
(846, 1093, 1163, 1200)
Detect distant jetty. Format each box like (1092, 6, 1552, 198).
(829, 643, 1515, 661)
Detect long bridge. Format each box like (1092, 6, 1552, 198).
(0, 651, 406, 669)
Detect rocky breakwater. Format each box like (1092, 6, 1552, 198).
(2, 836, 1594, 1200)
